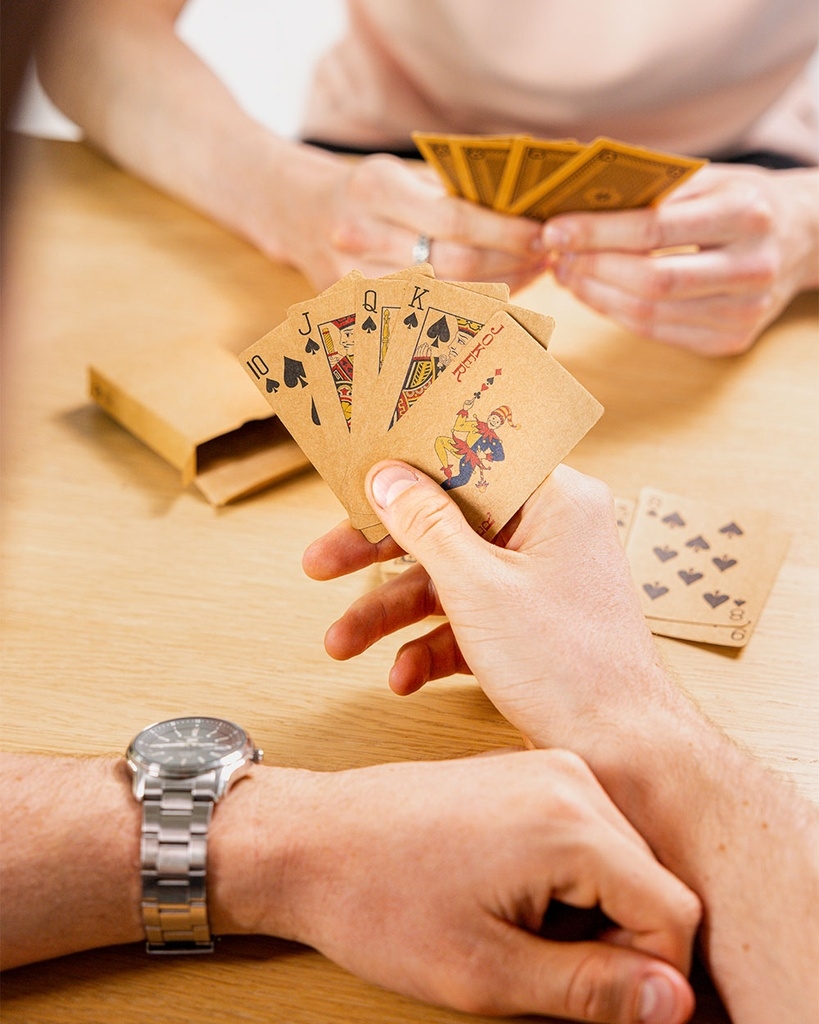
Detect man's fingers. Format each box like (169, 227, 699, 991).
(365, 461, 490, 588)
(323, 563, 440, 661)
(389, 621, 467, 695)
(445, 928, 695, 1023)
(302, 520, 403, 580)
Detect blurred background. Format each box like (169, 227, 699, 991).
(13, 0, 347, 142)
(13, 1, 818, 150)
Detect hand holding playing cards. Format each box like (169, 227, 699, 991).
(545, 163, 819, 356)
(39, 3, 815, 356)
(312, 155, 549, 292)
(304, 461, 819, 1024)
(304, 461, 667, 751)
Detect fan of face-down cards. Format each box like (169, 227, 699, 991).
(240, 266, 788, 650)
(412, 132, 706, 219)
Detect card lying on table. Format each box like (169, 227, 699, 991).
(618, 487, 790, 648)
(378, 484, 789, 650)
(239, 268, 603, 543)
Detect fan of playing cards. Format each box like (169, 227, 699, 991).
(240, 266, 787, 650)
(412, 132, 706, 219)
(241, 266, 602, 543)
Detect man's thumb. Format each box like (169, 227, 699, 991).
(366, 461, 485, 571)
(496, 936, 694, 1023)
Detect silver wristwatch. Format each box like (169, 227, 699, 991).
(126, 716, 263, 954)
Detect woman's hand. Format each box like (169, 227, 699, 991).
(542, 164, 819, 356)
(281, 151, 549, 292)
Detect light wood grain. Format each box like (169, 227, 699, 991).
(1, 138, 816, 1024)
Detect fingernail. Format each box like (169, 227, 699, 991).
(371, 465, 419, 508)
(637, 973, 678, 1023)
(543, 223, 572, 249)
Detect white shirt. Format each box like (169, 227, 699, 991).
(302, 0, 817, 163)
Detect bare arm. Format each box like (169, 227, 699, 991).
(37, 2, 817, 351)
(592, 700, 819, 1018)
(304, 461, 819, 1022)
(35, 0, 546, 291)
(0, 753, 144, 966)
(35, 0, 336, 267)
(0, 748, 701, 1022)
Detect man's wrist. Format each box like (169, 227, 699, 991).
(519, 662, 714, 855)
(206, 764, 316, 944)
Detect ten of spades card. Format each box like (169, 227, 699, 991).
(240, 272, 362, 514)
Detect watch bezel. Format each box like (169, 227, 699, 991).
(126, 716, 256, 781)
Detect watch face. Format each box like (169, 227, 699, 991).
(130, 717, 249, 777)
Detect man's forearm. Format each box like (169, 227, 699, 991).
(0, 752, 303, 969)
(581, 686, 819, 1024)
(0, 753, 143, 969)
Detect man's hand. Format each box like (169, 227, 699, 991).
(303, 461, 671, 753)
(218, 751, 700, 1023)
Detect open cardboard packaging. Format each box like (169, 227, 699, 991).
(89, 336, 310, 506)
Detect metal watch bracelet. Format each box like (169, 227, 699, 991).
(139, 773, 218, 953)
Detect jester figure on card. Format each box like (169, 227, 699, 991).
(435, 399, 519, 492)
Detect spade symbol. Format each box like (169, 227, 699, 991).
(712, 556, 738, 572)
(678, 569, 703, 585)
(652, 545, 678, 563)
(361, 316, 377, 333)
(686, 535, 710, 551)
(404, 312, 418, 328)
(305, 339, 320, 354)
(704, 591, 730, 609)
(426, 315, 450, 346)
(734, 599, 746, 606)
(719, 522, 744, 537)
(266, 378, 280, 394)
(662, 511, 686, 528)
(283, 357, 308, 389)
(643, 582, 669, 600)
(310, 398, 320, 426)
(486, 376, 495, 385)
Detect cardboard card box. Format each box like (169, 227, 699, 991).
(89, 337, 310, 505)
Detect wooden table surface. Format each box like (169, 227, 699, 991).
(1, 137, 817, 1024)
